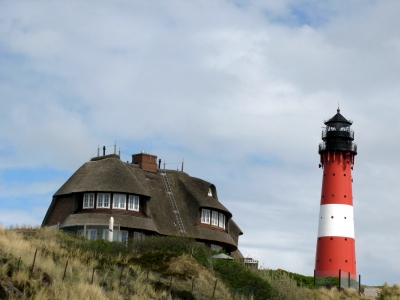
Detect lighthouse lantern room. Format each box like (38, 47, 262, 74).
(315, 108, 357, 279)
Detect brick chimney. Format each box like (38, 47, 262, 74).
(132, 152, 158, 173)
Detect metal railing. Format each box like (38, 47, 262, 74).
(322, 129, 354, 139)
(319, 142, 357, 153)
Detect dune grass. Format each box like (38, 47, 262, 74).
(0, 226, 390, 300)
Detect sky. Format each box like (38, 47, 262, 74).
(1, 0, 400, 286)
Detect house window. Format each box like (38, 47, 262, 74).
(133, 231, 145, 241)
(87, 229, 97, 240)
(201, 209, 210, 224)
(120, 231, 128, 243)
(113, 194, 126, 209)
(83, 193, 94, 208)
(128, 195, 139, 211)
(211, 211, 219, 226)
(219, 213, 225, 229)
(97, 193, 110, 208)
(208, 188, 213, 196)
(211, 244, 222, 252)
(102, 229, 118, 241)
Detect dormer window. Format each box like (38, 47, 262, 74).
(201, 208, 225, 229)
(201, 209, 210, 224)
(211, 211, 219, 226)
(219, 213, 225, 229)
(83, 193, 94, 208)
(97, 193, 110, 208)
(128, 195, 139, 211)
(208, 188, 213, 197)
(113, 194, 126, 209)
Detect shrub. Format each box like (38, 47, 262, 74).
(213, 259, 273, 300)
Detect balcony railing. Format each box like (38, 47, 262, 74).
(319, 142, 357, 154)
(322, 129, 354, 140)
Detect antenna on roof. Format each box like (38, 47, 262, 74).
(149, 141, 152, 160)
(337, 102, 340, 113)
(97, 145, 100, 157)
(114, 142, 116, 154)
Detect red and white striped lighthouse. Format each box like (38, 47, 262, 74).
(315, 108, 357, 279)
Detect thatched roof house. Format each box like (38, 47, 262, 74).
(42, 151, 243, 257)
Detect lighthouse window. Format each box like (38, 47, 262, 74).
(333, 173, 335, 176)
(97, 193, 110, 208)
(113, 194, 126, 209)
(83, 193, 95, 208)
(344, 195, 347, 198)
(344, 217, 347, 219)
(331, 216, 334, 219)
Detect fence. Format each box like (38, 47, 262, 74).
(314, 269, 361, 292)
(0, 243, 253, 300)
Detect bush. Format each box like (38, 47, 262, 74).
(213, 259, 273, 300)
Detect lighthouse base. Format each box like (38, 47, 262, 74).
(315, 236, 356, 279)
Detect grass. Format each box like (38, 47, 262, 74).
(0, 226, 391, 300)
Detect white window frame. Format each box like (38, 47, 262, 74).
(83, 193, 95, 208)
(219, 213, 225, 229)
(211, 211, 219, 226)
(128, 195, 139, 211)
(97, 193, 110, 208)
(102, 229, 118, 241)
(201, 209, 210, 224)
(113, 194, 126, 209)
(120, 231, 128, 244)
(208, 188, 213, 197)
(87, 229, 97, 240)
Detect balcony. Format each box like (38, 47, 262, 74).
(322, 129, 354, 140)
(319, 142, 357, 154)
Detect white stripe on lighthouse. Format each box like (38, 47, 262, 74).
(317, 204, 355, 238)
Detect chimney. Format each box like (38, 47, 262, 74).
(132, 152, 158, 173)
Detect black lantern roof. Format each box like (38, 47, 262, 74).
(324, 108, 352, 126)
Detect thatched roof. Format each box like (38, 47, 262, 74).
(55, 155, 150, 197)
(46, 155, 243, 250)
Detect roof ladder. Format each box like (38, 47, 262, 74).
(159, 168, 186, 236)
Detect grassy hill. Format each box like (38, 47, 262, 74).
(0, 226, 394, 299)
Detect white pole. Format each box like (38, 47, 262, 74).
(109, 217, 114, 242)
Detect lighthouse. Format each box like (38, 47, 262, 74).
(315, 108, 357, 279)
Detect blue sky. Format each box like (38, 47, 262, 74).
(1, 0, 400, 286)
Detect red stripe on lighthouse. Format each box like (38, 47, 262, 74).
(315, 236, 356, 279)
